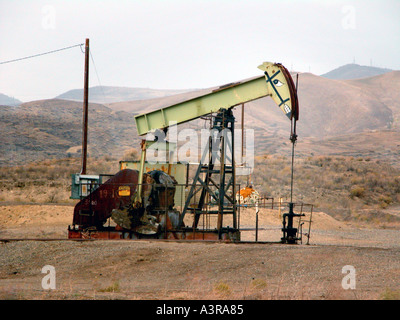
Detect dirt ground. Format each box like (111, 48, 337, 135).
(0, 204, 400, 300)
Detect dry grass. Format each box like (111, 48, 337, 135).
(236, 155, 400, 225)
(97, 281, 121, 293)
(381, 288, 400, 300)
(0, 156, 120, 204)
(1, 154, 400, 229)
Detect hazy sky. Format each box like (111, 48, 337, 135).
(1, 0, 399, 102)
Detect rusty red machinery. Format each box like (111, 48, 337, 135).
(68, 168, 240, 241)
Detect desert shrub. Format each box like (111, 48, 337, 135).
(349, 186, 366, 199)
(98, 281, 120, 293)
(378, 195, 392, 209)
(14, 181, 26, 188)
(2, 154, 400, 220)
(214, 281, 231, 297)
(250, 278, 267, 290)
(249, 154, 400, 220)
(381, 288, 400, 300)
(122, 148, 139, 161)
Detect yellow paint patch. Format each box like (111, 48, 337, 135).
(118, 186, 130, 197)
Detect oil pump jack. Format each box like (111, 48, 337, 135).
(68, 61, 300, 243)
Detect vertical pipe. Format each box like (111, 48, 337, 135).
(231, 111, 237, 230)
(238, 183, 241, 231)
(307, 205, 313, 245)
(290, 132, 295, 203)
(164, 183, 168, 239)
(136, 140, 147, 203)
(81, 38, 89, 175)
(241, 103, 244, 164)
(185, 164, 189, 187)
(255, 203, 259, 242)
(289, 74, 299, 203)
(217, 133, 225, 235)
(167, 145, 172, 175)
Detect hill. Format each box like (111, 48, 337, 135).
(0, 93, 22, 106)
(321, 63, 393, 80)
(0, 99, 141, 166)
(55, 86, 193, 104)
(1, 71, 400, 166)
(108, 71, 400, 138)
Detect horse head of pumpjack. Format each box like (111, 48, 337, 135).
(258, 62, 299, 122)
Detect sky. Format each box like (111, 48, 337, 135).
(0, 0, 399, 102)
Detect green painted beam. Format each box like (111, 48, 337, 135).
(134, 62, 299, 136)
(134, 75, 270, 136)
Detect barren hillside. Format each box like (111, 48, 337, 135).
(1, 71, 400, 166)
(0, 93, 22, 107)
(108, 72, 400, 138)
(321, 63, 393, 80)
(0, 99, 140, 166)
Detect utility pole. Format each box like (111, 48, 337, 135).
(81, 38, 89, 174)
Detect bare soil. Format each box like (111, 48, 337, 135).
(0, 204, 400, 300)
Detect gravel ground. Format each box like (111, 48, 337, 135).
(0, 205, 400, 300)
(0, 240, 399, 300)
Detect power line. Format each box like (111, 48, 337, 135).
(0, 43, 84, 65)
(1, 41, 109, 104)
(89, 50, 107, 101)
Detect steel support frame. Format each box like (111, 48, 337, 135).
(179, 108, 238, 239)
